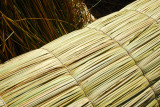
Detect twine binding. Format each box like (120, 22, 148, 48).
(86, 26, 159, 104)
(122, 9, 159, 23)
(0, 96, 7, 107)
(41, 48, 94, 106)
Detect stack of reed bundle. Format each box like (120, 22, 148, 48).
(0, 0, 160, 106)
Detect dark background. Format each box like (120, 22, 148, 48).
(85, 0, 135, 18)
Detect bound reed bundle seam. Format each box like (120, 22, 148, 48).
(0, 96, 7, 107)
(86, 27, 151, 81)
(122, 9, 159, 23)
(86, 26, 158, 101)
(41, 48, 95, 106)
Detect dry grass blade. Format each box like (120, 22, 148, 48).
(0, 0, 94, 63)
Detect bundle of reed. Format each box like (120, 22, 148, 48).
(0, 0, 160, 106)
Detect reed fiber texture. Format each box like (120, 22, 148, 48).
(0, 0, 160, 106)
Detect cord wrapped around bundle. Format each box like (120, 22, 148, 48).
(0, 0, 160, 106)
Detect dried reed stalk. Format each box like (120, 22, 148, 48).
(0, 0, 160, 106)
(0, 0, 95, 63)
